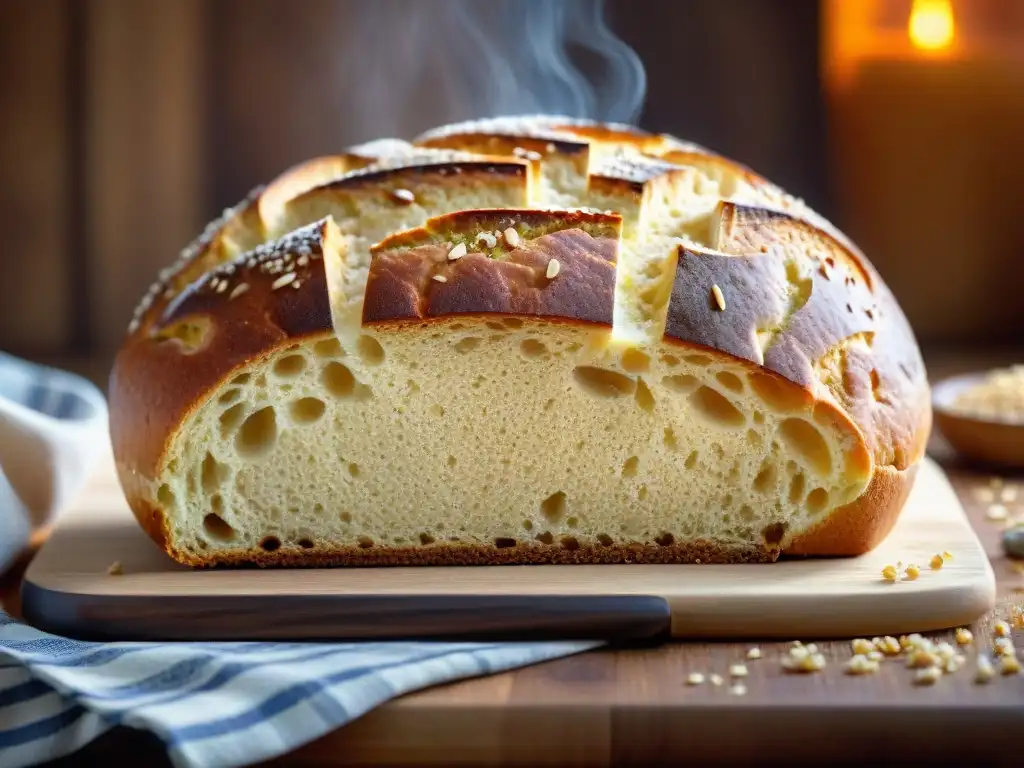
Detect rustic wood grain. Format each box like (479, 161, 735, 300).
(83, 0, 206, 351)
(0, 0, 71, 354)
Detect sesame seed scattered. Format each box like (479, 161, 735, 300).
(1001, 487, 1018, 502)
(447, 243, 467, 261)
(546, 259, 561, 279)
(975, 655, 995, 683)
(955, 627, 973, 646)
(999, 654, 1021, 675)
(711, 284, 726, 311)
(432, 274, 448, 283)
(844, 654, 879, 675)
(905, 633, 927, 650)
(729, 663, 748, 678)
(913, 666, 942, 686)
(930, 554, 945, 570)
(993, 620, 1011, 638)
(685, 672, 705, 686)
(512, 146, 543, 161)
(905, 649, 938, 669)
(987, 504, 1009, 521)
(975, 488, 995, 503)
(271, 272, 297, 290)
(942, 550, 954, 560)
(708, 673, 723, 686)
(107, 561, 124, 576)
(215, 280, 228, 293)
(851, 638, 874, 655)
(729, 682, 748, 696)
(782, 645, 826, 673)
(503, 227, 521, 248)
(878, 636, 901, 656)
(746, 647, 762, 660)
(229, 283, 249, 300)
(943, 654, 965, 674)
(127, 185, 264, 333)
(881, 565, 898, 581)
(992, 637, 1014, 657)
(904, 564, 920, 580)
(935, 642, 956, 662)
(297, 254, 309, 267)
(391, 188, 416, 204)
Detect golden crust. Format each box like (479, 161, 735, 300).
(111, 115, 933, 566)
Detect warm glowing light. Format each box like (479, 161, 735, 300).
(908, 0, 955, 51)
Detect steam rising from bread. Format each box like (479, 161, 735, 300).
(337, 0, 646, 140)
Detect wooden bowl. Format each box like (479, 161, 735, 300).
(932, 371, 1024, 470)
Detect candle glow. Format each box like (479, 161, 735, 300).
(908, 0, 956, 52)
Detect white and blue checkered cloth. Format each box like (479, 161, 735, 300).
(0, 353, 601, 767)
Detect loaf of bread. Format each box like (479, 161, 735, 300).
(110, 116, 931, 567)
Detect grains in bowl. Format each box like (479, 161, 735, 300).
(949, 364, 1024, 422)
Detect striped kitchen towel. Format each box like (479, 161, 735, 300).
(0, 611, 600, 767)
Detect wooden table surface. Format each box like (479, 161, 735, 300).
(3, 349, 1023, 767)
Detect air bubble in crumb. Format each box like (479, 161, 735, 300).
(520, 338, 549, 359)
(313, 337, 344, 357)
(290, 397, 326, 424)
(235, 406, 278, 458)
(622, 456, 639, 478)
(540, 491, 567, 523)
(322, 362, 356, 398)
(273, 354, 307, 378)
(356, 335, 385, 365)
(635, 378, 655, 412)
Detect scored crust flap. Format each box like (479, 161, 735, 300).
(361, 208, 622, 326)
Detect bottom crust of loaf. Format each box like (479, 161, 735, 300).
(185, 543, 777, 568)
(131, 497, 778, 568)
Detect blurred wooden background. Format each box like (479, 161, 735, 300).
(0, 0, 1019, 374)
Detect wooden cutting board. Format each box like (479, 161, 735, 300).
(20, 452, 996, 642)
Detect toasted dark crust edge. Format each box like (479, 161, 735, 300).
(128, 498, 779, 568)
